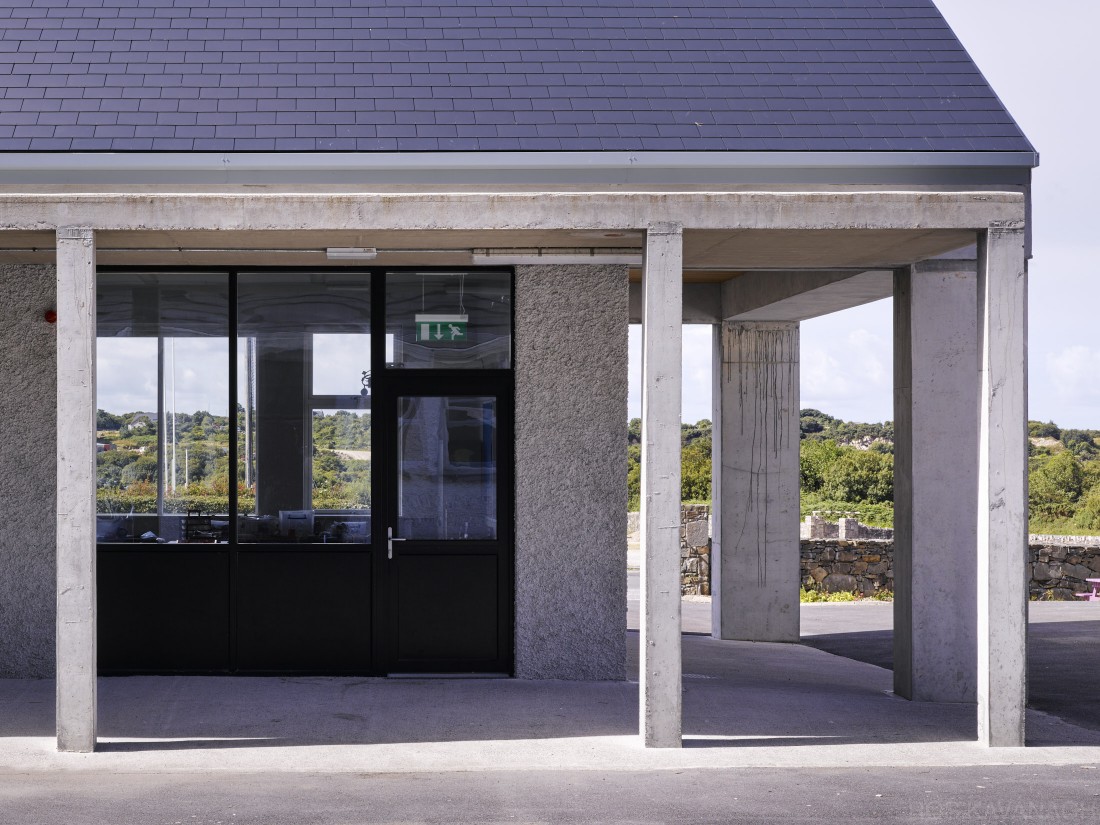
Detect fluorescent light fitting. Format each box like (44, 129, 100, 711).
(471, 252, 642, 266)
(326, 247, 378, 260)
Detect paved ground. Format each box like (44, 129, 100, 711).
(628, 571, 1100, 732)
(0, 579, 1097, 823)
(3, 764, 1099, 824)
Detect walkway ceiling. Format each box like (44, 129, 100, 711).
(0, 227, 976, 275)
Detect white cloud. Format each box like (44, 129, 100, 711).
(1047, 346, 1100, 403)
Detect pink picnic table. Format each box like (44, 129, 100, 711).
(1075, 578, 1100, 601)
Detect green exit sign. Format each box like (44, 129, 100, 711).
(414, 314, 469, 343)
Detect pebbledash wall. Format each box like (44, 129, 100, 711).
(514, 264, 628, 680)
(0, 262, 630, 680)
(0, 264, 57, 678)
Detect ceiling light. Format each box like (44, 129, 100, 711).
(326, 247, 378, 260)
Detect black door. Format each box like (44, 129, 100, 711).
(377, 382, 514, 674)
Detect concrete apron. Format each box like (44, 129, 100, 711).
(2, 633, 1098, 775)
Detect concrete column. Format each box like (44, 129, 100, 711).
(639, 222, 683, 748)
(976, 228, 1028, 747)
(893, 261, 978, 703)
(55, 228, 97, 753)
(712, 322, 800, 643)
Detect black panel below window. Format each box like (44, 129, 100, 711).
(98, 549, 230, 674)
(235, 549, 373, 673)
(394, 553, 499, 669)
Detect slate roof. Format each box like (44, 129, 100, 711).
(0, 0, 1033, 153)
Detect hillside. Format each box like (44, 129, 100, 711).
(626, 412, 1100, 535)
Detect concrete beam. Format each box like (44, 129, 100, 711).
(0, 190, 1025, 233)
(55, 228, 97, 753)
(976, 228, 1028, 748)
(628, 283, 720, 324)
(722, 270, 893, 322)
(639, 222, 683, 748)
(712, 322, 801, 643)
(893, 260, 978, 703)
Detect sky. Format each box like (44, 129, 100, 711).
(628, 0, 1100, 429)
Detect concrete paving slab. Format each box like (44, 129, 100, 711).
(1, 632, 1099, 776)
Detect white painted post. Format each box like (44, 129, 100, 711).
(712, 322, 800, 643)
(976, 227, 1028, 747)
(55, 227, 97, 753)
(640, 222, 683, 748)
(893, 261, 978, 703)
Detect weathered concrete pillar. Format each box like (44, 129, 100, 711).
(55, 228, 97, 753)
(976, 228, 1028, 747)
(639, 222, 683, 748)
(712, 322, 800, 643)
(893, 261, 978, 703)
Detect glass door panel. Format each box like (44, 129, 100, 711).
(396, 396, 497, 541)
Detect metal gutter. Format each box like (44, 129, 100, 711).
(0, 151, 1038, 187)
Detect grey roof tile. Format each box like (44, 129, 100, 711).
(0, 0, 1033, 154)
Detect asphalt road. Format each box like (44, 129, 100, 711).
(2, 765, 1098, 825)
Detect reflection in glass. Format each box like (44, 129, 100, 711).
(95, 273, 229, 543)
(386, 271, 511, 369)
(237, 273, 372, 543)
(397, 396, 496, 540)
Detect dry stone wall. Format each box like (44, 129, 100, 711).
(631, 508, 1100, 600)
(680, 504, 711, 596)
(801, 539, 893, 595)
(1030, 541, 1100, 600)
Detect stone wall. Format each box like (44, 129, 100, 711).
(800, 538, 1100, 600)
(801, 513, 894, 541)
(680, 504, 711, 596)
(0, 264, 57, 677)
(801, 539, 893, 596)
(1030, 542, 1100, 600)
(639, 520, 1100, 604)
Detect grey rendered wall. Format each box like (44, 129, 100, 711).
(514, 265, 628, 680)
(0, 264, 57, 677)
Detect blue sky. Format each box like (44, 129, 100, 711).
(630, 0, 1099, 429)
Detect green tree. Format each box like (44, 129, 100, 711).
(819, 449, 893, 504)
(799, 439, 843, 493)
(1029, 450, 1085, 520)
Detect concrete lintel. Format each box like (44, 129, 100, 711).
(0, 190, 1026, 234)
(912, 258, 979, 274)
(55, 227, 97, 753)
(723, 270, 893, 322)
(628, 282, 720, 324)
(976, 227, 1028, 748)
(640, 222, 683, 748)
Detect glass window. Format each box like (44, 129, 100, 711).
(385, 271, 511, 369)
(95, 273, 230, 543)
(237, 273, 372, 543)
(397, 396, 497, 540)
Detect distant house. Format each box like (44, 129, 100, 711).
(127, 413, 158, 431)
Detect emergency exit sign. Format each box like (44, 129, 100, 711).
(414, 314, 469, 343)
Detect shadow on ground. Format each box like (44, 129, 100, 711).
(801, 615, 1100, 733)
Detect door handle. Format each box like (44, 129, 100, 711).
(387, 526, 406, 560)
